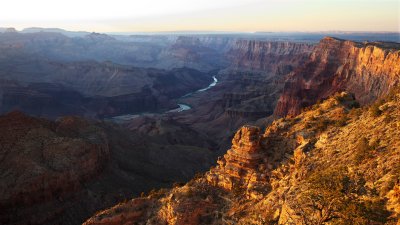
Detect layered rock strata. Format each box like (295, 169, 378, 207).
(275, 37, 400, 116)
(206, 125, 269, 197)
(227, 40, 315, 74)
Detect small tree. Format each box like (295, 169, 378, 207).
(285, 167, 390, 224)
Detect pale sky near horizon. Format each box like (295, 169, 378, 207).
(1, 0, 399, 32)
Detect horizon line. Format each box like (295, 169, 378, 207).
(2, 27, 399, 35)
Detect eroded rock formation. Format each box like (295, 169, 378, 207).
(206, 126, 269, 197)
(275, 37, 400, 116)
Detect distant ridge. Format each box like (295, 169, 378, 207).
(21, 27, 89, 37)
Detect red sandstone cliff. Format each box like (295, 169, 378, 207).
(227, 40, 315, 75)
(275, 37, 400, 116)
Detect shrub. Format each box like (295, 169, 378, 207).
(369, 98, 385, 117)
(148, 188, 168, 198)
(369, 103, 382, 117)
(334, 94, 346, 103)
(299, 167, 390, 224)
(289, 167, 348, 224)
(349, 108, 362, 118)
(369, 137, 380, 150)
(354, 137, 371, 162)
(349, 101, 360, 108)
(334, 116, 348, 127)
(386, 85, 400, 101)
(363, 199, 391, 223)
(173, 182, 185, 188)
(315, 118, 332, 132)
(193, 172, 204, 180)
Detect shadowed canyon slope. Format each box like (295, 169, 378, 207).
(0, 61, 212, 118)
(0, 112, 216, 225)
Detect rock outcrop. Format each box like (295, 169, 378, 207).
(206, 126, 269, 196)
(275, 37, 400, 116)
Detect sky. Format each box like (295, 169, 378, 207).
(1, 0, 399, 32)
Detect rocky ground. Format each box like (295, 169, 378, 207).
(84, 90, 400, 224)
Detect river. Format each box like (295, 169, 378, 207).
(171, 75, 218, 112)
(181, 76, 218, 98)
(108, 75, 218, 122)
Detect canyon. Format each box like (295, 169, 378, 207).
(0, 61, 213, 118)
(0, 28, 399, 224)
(82, 37, 400, 224)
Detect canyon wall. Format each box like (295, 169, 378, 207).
(216, 40, 314, 118)
(157, 36, 231, 71)
(275, 37, 400, 116)
(172, 40, 315, 151)
(227, 40, 315, 74)
(0, 61, 212, 118)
